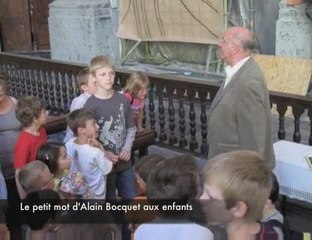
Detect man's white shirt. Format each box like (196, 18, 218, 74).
(224, 56, 250, 88)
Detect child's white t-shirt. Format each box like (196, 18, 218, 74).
(63, 93, 91, 143)
(66, 138, 113, 199)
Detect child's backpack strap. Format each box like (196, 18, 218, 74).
(257, 222, 278, 240)
(266, 219, 284, 229)
(267, 219, 311, 240)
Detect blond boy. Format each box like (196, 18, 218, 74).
(84, 55, 137, 199)
(201, 150, 276, 240)
(64, 68, 97, 142)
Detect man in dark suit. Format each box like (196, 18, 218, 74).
(208, 27, 275, 169)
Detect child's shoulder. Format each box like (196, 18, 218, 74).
(39, 127, 47, 135)
(71, 93, 89, 108)
(18, 127, 46, 139)
(16, 130, 29, 142)
(84, 94, 98, 104)
(115, 90, 128, 99)
(112, 91, 132, 106)
(69, 140, 102, 154)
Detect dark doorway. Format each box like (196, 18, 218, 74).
(0, 0, 50, 51)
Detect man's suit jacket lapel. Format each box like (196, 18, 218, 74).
(209, 81, 225, 112)
(209, 58, 253, 113)
(209, 74, 239, 112)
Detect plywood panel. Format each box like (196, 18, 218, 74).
(253, 54, 312, 95)
(253, 54, 312, 117)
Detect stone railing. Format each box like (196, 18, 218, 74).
(1, 52, 311, 156)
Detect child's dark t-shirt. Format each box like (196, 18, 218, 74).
(84, 92, 136, 172)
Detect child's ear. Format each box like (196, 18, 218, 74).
(231, 201, 248, 218)
(80, 84, 87, 92)
(33, 116, 39, 123)
(264, 199, 271, 208)
(77, 127, 84, 136)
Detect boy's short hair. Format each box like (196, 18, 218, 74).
(15, 96, 46, 128)
(203, 150, 272, 222)
(77, 68, 91, 88)
(147, 154, 198, 202)
(89, 55, 114, 75)
(134, 154, 164, 182)
(67, 108, 95, 136)
(18, 161, 50, 193)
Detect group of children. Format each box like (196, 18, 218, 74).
(129, 150, 286, 240)
(17, 55, 150, 200)
(0, 55, 150, 239)
(0, 54, 290, 240)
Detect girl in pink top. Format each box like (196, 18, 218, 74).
(123, 72, 150, 132)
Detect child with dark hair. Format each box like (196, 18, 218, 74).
(134, 155, 213, 240)
(14, 96, 48, 199)
(134, 154, 164, 196)
(128, 154, 165, 238)
(262, 173, 284, 240)
(36, 142, 71, 179)
(22, 189, 61, 240)
(66, 108, 112, 199)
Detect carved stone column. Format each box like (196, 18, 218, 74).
(48, 0, 120, 64)
(276, 0, 312, 59)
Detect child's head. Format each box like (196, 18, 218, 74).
(147, 154, 199, 204)
(19, 161, 55, 193)
(89, 55, 114, 74)
(89, 55, 115, 91)
(134, 154, 164, 195)
(124, 72, 150, 100)
(22, 189, 61, 230)
(77, 67, 97, 95)
(67, 108, 97, 138)
(16, 96, 47, 128)
(201, 150, 272, 225)
(37, 142, 71, 175)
